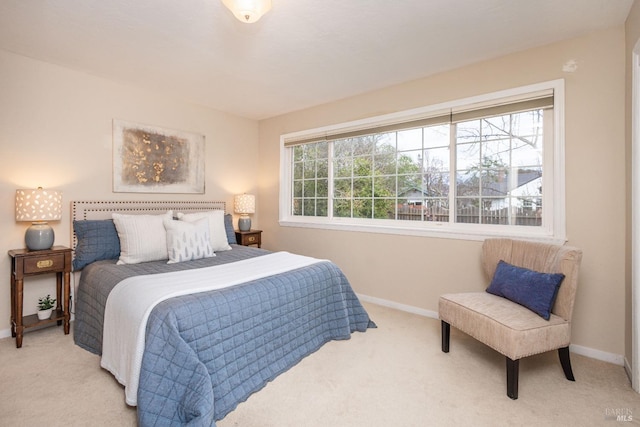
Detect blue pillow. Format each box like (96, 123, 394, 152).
(224, 214, 237, 244)
(486, 260, 565, 320)
(73, 219, 121, 270)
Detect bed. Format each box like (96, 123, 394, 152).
(70, 201, 375, 427)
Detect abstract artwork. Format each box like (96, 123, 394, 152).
(113, 120, 205, 193)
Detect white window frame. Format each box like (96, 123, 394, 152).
(279, 80, 566, 243)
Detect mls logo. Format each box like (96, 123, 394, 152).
(605, 408, 633, 422)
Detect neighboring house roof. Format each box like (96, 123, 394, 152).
(481, 169, 542, 197)
(398, 186, 428, 199)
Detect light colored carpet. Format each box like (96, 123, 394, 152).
(0, 302, 638, 426)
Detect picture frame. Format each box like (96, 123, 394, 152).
(112, 120, 205, 193)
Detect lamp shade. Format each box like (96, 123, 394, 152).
(221, 0, 272, 23)
(234, 194, 256, 214)
(16, 187, 62, 251)
(15, 187, 62, 222)
(234, 194, 255, 231)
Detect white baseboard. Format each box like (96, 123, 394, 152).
(569, 343, 624, 366)
(358, 293, 625, 367)
(0, 328, 11, 340)
(358, 293, 439, 319)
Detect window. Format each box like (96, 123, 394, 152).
(280, 80, 565, 242)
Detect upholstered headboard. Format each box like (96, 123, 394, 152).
(70, 200, 226, 251)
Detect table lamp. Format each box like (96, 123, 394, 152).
(234, 194, 255, 231)
(15, 187, 63, 250)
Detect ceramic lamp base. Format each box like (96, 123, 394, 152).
(25, 222, 54, 251)
(238, 216, 251, 232)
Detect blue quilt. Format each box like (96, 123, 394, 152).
(73, 246, 374, 426)
(137, 261, 374, 426)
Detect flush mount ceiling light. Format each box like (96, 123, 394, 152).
(222, 0, 272, 23)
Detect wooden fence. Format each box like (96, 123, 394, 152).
(396, 205, 541, 226)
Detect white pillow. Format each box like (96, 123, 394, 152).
(112, 211, 172, 264)
(164, 217, 215, 264)
(176, 210, 232, 252)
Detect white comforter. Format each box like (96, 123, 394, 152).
(101, 251, 324, 406)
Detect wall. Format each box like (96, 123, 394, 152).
(626, 0, 640, 377)
(0, 50, 260, 335)
(259, 27, 627, 359)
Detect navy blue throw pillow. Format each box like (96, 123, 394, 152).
(486, 260, 565, 320)
(224, 214, 237, 244)
(73, 219, 121, 270)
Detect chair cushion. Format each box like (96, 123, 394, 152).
(439, 292, 570, 360)
(486, 260, 565, 320)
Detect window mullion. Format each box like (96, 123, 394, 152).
(478, 119, 484, 225)
(449, 123, 456, 224)
(350, 150, 354, 218)
(508, 114, 515, 226)
(421, 127, 425, 222)
(328, 141, 334, 219)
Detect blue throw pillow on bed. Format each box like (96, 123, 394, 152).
(73, 219, 121, 270)
(486, 260, 565, 320)
(224, 214, 237, 244)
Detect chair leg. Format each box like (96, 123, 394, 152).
(441, 321, 450, 353)
(558, 346, 575, 381)
(506, 357, 519, 400)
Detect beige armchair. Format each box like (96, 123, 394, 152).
(439, 238, 582, 399)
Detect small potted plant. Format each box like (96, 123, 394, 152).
(37, 294, 56, 320)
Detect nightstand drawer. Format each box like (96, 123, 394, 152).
(245, 235, 260, 245)
(23, 253, 65, 274)
(235, 230, 263, 248)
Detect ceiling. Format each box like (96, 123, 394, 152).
(0, 0, 633, 120)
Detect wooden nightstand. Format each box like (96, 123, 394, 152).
(235, 229, 262, 248)
(8, 246, 72, 348)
